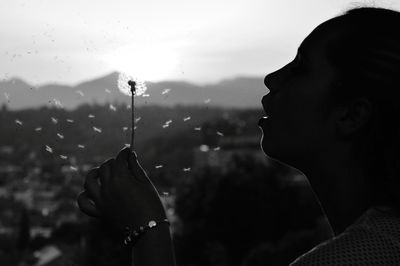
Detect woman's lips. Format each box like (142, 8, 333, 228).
(258, 116, 269, 126)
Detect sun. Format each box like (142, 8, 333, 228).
(102, 43, 179, 82)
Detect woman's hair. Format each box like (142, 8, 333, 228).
(322, 7, 400, 209)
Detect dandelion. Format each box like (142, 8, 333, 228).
(216, 131, 224, 137)
(117, 73, 147, 96)
(15, 120, 23, 126)
(35, 127, 42, 131)
(194, 127, 202, 131)
(57, 133, 64, 139)
(161, 88, 171, 95)
(183, 116, 191, 122)
(45, 145, 53, 153)
(88, 114, 95, 118)
(60, 155, 68, 160)
(66, 119, 74, 123)
(204, 98, 211, 104)
(93, 127, 102, 133)
(183, 167, 191, 172)
(51, 117, 58, 124)
(109, 104, 117, 111)
(155, 165, 163, 169)
(117, 73, 147, 150)
(77, 144, 85, 149)
(76, 90, 84, 96)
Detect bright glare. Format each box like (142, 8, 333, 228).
(102, 44, 179, 82)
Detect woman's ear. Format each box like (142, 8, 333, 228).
(335, 97, 373, 139)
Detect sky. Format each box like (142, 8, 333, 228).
(1, 0, 399, 86)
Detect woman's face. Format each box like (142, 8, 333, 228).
(259, 23, 339, 169)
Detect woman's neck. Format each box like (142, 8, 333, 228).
(303, 151, 371, 235)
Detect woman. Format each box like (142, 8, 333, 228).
(77, 7, 400, 265)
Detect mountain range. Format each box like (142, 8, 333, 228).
(0, 72, 267, 110)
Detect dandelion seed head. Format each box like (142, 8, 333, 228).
(51, 117, 58, 124)
(52, 98, 63, 109)
(109, 104, 117, 111)
(118, 73, 147, 96)
(155, 165, 163, 169)
(216, 131, 224, 137)
(45, 145, 53, 153)
(77, 144, 85, 149)
(60, 155, 68, 160)
(70, 166, 78, 171)
(93, 126, 102, 133)
(57, 133, 64, 139)
(161, 88, 171, 95)
(35, 127, 42, 131)
(15, 120, 23, 125)
(66, 119, 74, 123)
(183, 167, 191, 172)
(183, 116, 191, 122)
(194, 127, 202, 131)
(213, 147, 221, 151)
(88, 114, 95, 118)
(123, 127, 129, 131)
(135, 117, 141, 123)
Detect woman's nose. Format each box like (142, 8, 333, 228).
(264, 71, 278, 95)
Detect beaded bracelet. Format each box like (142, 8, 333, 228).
(123, 218, 170, 246)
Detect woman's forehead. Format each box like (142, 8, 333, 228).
(298, 17, 347, 56)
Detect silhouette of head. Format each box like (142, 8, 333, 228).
(260, 7, 400, 207)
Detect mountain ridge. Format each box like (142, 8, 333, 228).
(0, 72, 266, 110)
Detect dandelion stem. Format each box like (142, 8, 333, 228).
(128, 80, 136, 150)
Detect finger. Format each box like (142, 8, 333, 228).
(115, 147, 130, 170)
(126, 151, 148, 182)
(77, 191, 102, 218)
(99, 158, 115, 189)
(83, 168, 101, 204)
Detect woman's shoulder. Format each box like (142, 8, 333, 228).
(290, 206, 400, 265)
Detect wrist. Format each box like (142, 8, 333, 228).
(123, 218, 170, 246)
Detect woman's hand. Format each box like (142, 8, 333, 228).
(77, 147, 167, 230)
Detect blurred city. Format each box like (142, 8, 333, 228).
(0, 74, 333, 266)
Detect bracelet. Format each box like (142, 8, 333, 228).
(123, 219, 170, 246)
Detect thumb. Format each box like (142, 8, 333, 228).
(126, 150, 149, 182)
